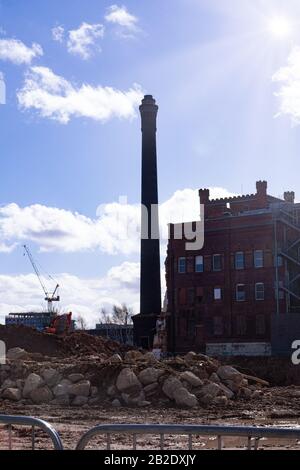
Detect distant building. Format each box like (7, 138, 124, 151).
(165, 181, 300, 356)
(87, 323, 134, 346)
(5, 312, 52, 331)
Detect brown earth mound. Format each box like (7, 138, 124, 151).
(0, 325, 132, 358)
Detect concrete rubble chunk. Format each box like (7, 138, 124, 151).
(72, 395, 88, 406)
(213, 396, 228, 406)
(124, 351, 144, 362)
(138, 368, 164, 386)
(180, 371, 203, 388)
(184, 351, 198, 362)
(1, 379, 16, 390)
(209, 372, 221, 384)
(68, 373, 85, 383)
(51, 395, 70, 406)
(197, 382, 222, 399)
(23, 373, 43, 398)
(16, 379, 24, 391)
(162, 376, 183, 400)
(53, 383, 70, 397)
(143, 382, 159, 395)
(107, 385, 117, 397)
(42, 368, 61, 387)
(173, 387, 198, 408)
(218, 383, 234, 399)
(112, 398, 121, 407)
(2, 388, 21, 401)
(7, 348, 28, 361)
(69, 380, 91, 397)
(116, 368, 142, 394)
(30, 386, 53, 404)
(110, 354, 123, 363)
(217, 366, 244, 384)
(143, 352, 158, 364)
(223, 380, 241, 394)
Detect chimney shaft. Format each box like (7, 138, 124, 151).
(140, 95, 162, 316)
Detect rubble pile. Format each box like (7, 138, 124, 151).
(0, 325, 132, 358)
(0, 348, 268, 409)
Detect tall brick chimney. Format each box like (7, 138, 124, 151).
(133, 95, 161, 349)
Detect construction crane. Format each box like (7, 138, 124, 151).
(23, 245, 60, 314)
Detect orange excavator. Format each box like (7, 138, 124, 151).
(45, 312, 73, 335)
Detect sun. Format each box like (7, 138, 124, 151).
(268, 16, 292, 39)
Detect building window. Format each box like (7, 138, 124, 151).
(236, 316, 247, 336)
(235, 252, 245, 270)
(195, 255, 204, 273)
(255, 283, 265, 301)
(236, 284, 246, 302)
(256, 315, 266, 335)
(178, 257, 186, 273)
(276, 255, 283, 267)
(254, 250, 264, 268)
(213, 254, 222, 272)
(187, 288, 195, 305)
(213, 317, 223, 336)
(214, 287, 222, 301)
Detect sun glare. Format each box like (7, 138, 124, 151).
(268, 16, 292, 39)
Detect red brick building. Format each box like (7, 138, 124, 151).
(165, 181, 300, 356)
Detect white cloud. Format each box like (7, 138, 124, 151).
(0, 187, 235, 255)
(0, 262, 140, 328)
(0, 38, 43, 65)
(272, 46, 300, 125)
(67, 22, 104, 59)
(17, 66, 143, 123)
(52, 25, 65, 43)
(105, 5, 139, 37)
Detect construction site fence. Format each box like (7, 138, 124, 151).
(0, 415, 63, 450)
(1, 417, 300, 451)
(75, 423, 300, 451)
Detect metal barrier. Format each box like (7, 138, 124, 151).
(75, 424, 300, 451)
(0, 415, 63, 450)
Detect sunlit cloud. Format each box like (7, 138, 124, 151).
(67, 22, 105, 59)
(272, 46, 300, 125)
(105, 4, 140, 38)
(0, 187, 235, 255)
(0, 38, 43, 65)
(17, 66, 143, 123)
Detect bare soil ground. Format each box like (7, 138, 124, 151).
(1, 386, 300, 450)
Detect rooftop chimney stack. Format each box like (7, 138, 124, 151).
(284, 191, 295, 204)
(199, 188, 210, 205)
(256, 180, 267, 197)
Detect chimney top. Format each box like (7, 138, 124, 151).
(284, 191, 295, 204)
(256, 180, 267, 196)
(141, 95, 156, 105)
(199, 188, 210, 204)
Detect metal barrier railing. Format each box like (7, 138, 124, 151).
(0, 415, 63, 450)
(75, 424, 300, 451)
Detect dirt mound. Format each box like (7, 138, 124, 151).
(0, 325, 132, 358)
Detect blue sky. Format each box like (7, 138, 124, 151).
(1, 0, 300, 325)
